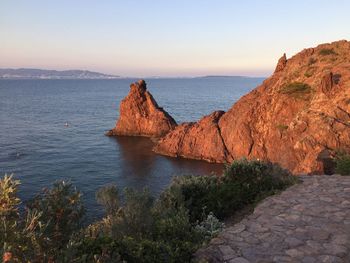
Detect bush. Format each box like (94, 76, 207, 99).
(1, 175, 53, 262)
(69, 186, 205, 263)
(160, 159, 296, 222)
(276, 124, 288, 131)
(279, 82, 312, 99)
(195, 212, 225, 240)
(335, 151, 350, 175)
(27, 181, 85, 256)
(319, 48, 338, 56)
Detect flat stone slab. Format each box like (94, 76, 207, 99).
(195, 175, 350, 262)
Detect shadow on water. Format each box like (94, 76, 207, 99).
(112, 135, 224, 180)
(164, 156, 225, 176)
(113, 136, 156, 178)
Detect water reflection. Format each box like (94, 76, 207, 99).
(113, 135, 224, 183)
(114, 136, 156, 178)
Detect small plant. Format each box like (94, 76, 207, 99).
(279, 82, 312, 99)
(319, 48, 337, 56)
(335, 151, 350, 175)
(308, 57, 317, 65)
(195, 212, 224, 240)
(276, 124, 288, 131)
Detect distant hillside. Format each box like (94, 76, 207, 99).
(0, 68, 119, 79)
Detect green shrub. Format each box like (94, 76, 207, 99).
(1, 174, 21, 260)
(27, 181, 85, 257)
(160, 159, 296, 222)
(319, 48, 338, 56)
(1, 175, 52, 262)
(279, 82, 312, 99)
(335, 151, 350, 175)
(110, 188, 155, 239)
(195, 212, 224, 239)
(68, 186, 205, 263)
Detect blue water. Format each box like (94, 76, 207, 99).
(0, 77, 264, 221)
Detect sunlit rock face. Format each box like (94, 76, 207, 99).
(107, 80, 177, 138)
(154, 111, 230, 163)
(154, 40, 350, 174)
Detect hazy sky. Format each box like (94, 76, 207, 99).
(1, 0, 349, 77)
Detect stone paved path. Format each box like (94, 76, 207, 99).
(195, 175, 350, 263)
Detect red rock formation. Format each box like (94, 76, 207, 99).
(154, 111, 230, 162)
(320, 72, 333, 95)
(154, 40, 350, 174)
(107, 80, 177, 137)
(274, 53, 287, 73)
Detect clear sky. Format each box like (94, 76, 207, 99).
(1, 0, 349, 77)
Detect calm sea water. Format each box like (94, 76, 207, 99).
(0, 77, 264, 221)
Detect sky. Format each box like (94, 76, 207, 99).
(1, 0, 349, 77)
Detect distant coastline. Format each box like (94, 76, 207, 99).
(0, 68, 119, 79)
(0, 68, 266, 80)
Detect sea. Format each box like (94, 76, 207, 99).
(0, 77, 264, 221)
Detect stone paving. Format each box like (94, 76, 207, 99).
(195, 175, 350, 263)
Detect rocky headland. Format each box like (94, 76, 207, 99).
(109, 40, 350, 174)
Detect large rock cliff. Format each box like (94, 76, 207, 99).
(107, 80, 177, 137)
(154, 40, 350, 174)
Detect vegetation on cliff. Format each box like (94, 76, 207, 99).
(1, 160, 296, 262)
(335, 150, 350, 175)
(279, 82, 312, 99)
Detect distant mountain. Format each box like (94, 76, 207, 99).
(0, 68, 119, 79)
